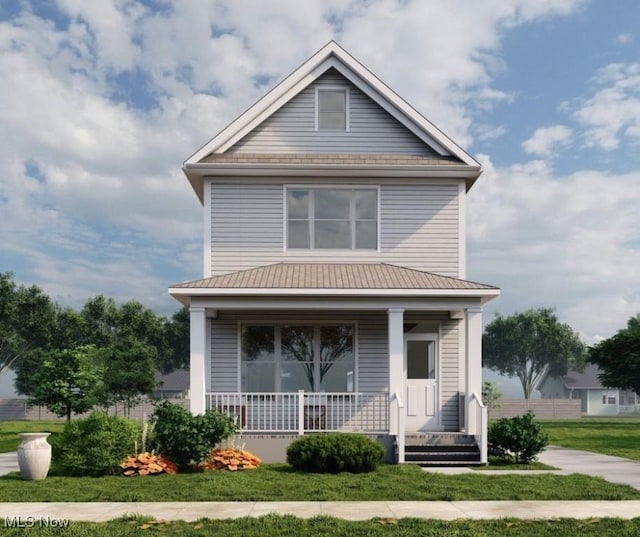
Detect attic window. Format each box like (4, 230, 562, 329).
(316, 88, 348, 131)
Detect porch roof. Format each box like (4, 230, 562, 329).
(170, 263, 498, 297)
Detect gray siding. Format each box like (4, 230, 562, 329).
(228, 69, 438, 156)
(209, 180, 460, 277)
(210, 313, 459, 431)
(210, 312, 388, 393)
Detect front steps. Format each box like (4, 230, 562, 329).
(400, 433, 482, 466)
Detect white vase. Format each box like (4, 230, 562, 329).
(17, 433, 52, 481)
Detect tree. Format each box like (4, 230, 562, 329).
(589, 314, 640, 396)
(99, 339, 158, 414)
(482, 381, 502, 415)
(28, 345, 104, 421)
(158, 307, 190, 373)
(483, 308, 585, 399)
(0, 272, 58, 377)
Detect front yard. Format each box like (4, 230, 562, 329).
(0, 421, 64, 453)
(541, 417, 640, 460)
(1, 463, 639, 502)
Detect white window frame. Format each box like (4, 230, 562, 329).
(284, 185, 380, 251)
(238, 321, 358, 393)
(315, 86, 350, 132)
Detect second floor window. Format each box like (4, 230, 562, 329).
(287, 188, 378, 250)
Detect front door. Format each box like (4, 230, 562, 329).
(404, 333, 439, 431)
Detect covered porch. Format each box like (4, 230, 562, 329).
(169, 263, 499, 463)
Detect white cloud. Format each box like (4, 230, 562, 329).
(468, 155, 640, 342)
(522, 125, 573, 157)
(615, 33, 635, 45)
(573, 63, 640, 150)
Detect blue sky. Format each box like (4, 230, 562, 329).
(1, 1, 639, 397)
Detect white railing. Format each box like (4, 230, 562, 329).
(392, 392, 405, 463)
(470, 392, 488, 464)
(207, 391, 388, 434)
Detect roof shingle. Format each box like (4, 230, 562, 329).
(171, 263, 497, 291)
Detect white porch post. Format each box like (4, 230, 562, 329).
(388, 308, 404, 436)
(465, 306, 483, 434)
(189, 305, 207, 415)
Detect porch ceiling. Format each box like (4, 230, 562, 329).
(169, 263, 499, 307)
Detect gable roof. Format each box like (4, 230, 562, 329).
(562, 364, 609, 390)
(183, 41, 482, 202)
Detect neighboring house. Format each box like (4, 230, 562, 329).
(153, 369, 190, 399)
(538, 363, 639, 415)
(169, 42, 499, 463)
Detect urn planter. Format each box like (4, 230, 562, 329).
(17, 432, 52, 480)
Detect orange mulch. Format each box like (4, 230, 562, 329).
(120, 452, 178, 476)
(199, 448, 262, 471)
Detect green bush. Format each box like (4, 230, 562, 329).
(488, 411, 549, 463)
(53, 411, 139, 476)
(286, 433, 385, 473)
(151, 401, 237, 471)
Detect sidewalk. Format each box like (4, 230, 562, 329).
(1, 448, 640, 522)
(0, 500, 639, 521)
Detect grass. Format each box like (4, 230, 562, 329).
(472, 457, 556, 471)
(2, 515, 640, 536)
(1, 463, 639, 502)
(0, 420, 64, 453)
(541, 417, 640, 460)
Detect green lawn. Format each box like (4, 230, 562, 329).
(472, 457, 556, 471)
(2, 515, 640, 536)
(1, 464, 639, 502)
(0, 421, 64, 453)
(541, 417, 640, 460)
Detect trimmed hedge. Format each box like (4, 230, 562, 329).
(286, 433, 385, 473)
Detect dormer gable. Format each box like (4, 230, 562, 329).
(184, 41, 481, 202)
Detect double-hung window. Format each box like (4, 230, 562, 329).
(286, 188, 378, 250)
(316, 88, 348, 131)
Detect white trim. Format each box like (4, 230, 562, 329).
(458, 179, 466, 280)
(404, 331, 441, 431)
(284, 185, 380, 251)
(205, 317, 212, 393)
(170, 287, 499, 298)
(185, 41, 479, 166)
(203, 178, 212, 278)
(315, 86, 350, 132)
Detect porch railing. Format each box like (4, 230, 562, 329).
(206, 391, 388, 434)
(470, 392, 488, 464)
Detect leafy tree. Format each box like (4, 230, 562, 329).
(589, 314, 640, 396)
(483, 308, 585, 399)
(0, 272, 57, 376)
(99, 339, 158, 414)
(28, 345, 104, 421)
(158, 306, 190, 373)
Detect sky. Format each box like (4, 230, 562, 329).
(1, 0, 639, 398)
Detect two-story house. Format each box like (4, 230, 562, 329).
(169, 42, 499, 464)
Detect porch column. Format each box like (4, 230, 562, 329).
(465, 306, 483, 434)
(189, 305, 207, 415)
(388, 308, 404, 435)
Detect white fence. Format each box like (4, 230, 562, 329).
(207, 391, 389, 434)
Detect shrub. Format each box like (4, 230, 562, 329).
(53, 411, 139, 476)
(151, 401, 237, 471)
(286, 433, 384, 473)
(488, 411, 549, 463)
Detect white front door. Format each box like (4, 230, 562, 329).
(404, 333, 439, 431)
